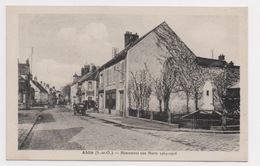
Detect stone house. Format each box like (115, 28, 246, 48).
(97, 21, 240, 117)
(70, 64, 98, 108)
(30, 76, 49, 106)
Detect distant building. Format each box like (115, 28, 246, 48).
(18, 59, 31, 109)
(30, 76, 49, 106)
(70, 64, 98, 108)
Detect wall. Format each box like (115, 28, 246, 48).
(126, 30, 238, 114)
(100, 59, 126, 115)
(70, 83, 78, 105)
(39, 92, 48, 105)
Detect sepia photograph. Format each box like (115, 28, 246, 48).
(6, 6, 248, 161)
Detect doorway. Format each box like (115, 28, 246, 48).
(119, 91, 124, 117)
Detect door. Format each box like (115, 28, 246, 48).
(119, 91, 124, 116)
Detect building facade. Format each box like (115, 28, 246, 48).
(96, 21, 240, 117)
(70, 64, 98, 109)
(18, 59, 31, 109)
(30, 76, 49, 106)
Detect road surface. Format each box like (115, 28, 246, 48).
(20, 107, 239, 151)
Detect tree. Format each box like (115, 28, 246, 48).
(161, 58, 179, 123)
(144, 63, 164, 113)
(153, 24, 199, 115)
(212, 67, 240, 130)
(178, 62, 205, 113)
(145, 58, 178, 123)
(129, 70, 152, 118)
(61, 83, 71, 103)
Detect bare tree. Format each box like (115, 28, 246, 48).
(161, 58, 179, 123)
(153, 24, 199, 115)
(129, 70, 152, 118)
(144, 63, 164, 113)
(212, 67, 240, 130)
(61, 83, 71, 103)
(177, 61, 205, 113)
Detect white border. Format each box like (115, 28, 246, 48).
(1, 0, 260, 166)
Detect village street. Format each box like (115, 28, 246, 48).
(19, 107, 239, 151)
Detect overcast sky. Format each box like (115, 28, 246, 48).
(19, 13, 240, 89)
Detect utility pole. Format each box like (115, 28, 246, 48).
(30, 47, 34, 75)
(212, 49, 214, 59)
(28, 47, 33, 109)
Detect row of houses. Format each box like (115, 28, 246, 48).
(18, 59, 62, 109)
(69, 21, 240, 119)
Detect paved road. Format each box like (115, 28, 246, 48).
(21, 107, 239, 151)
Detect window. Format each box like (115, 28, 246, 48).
(110, 67, 113, 84)
(113, 65, 116, 83)
(106, 69, 109, 85)
(206, 90, 209, 96)
(100, 73, 103, 84)
(105, 89, 116, 109)
(88, 82, 92, 90)
(120, 60, 125, 81)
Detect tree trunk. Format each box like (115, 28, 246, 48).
(137, 108, 140, 118)
(222, 108, 227, 131)
(186, 93, 190, 114)
(194, 91, 199, 110)
(159, 100, 162, 113)
(168, 111, 172, 124)
(164, 98, 169, 113)
(163, 98, 171, 123)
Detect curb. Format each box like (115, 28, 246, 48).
(85, 113, 169, 131)
(65, 105, 240, 134)
(18, 115, 43, 149)
(127, 115, 179, 127)
(85, 113, 240, 134)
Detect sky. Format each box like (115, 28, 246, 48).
(19, 13, 241, 90)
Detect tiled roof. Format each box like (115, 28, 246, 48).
(72, 70, 98, 85)
(229, 82, 240, 89)
(31, 80, 48, 93)
(195, 57, 228, 67)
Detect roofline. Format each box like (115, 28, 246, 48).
(98, 21, 167, 71)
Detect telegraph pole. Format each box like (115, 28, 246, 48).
(28, 47, 33, 109)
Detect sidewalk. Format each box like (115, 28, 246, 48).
(86, 111, 179, 131)
(63, 105, 240, 134)
(85, 112, 240, 134)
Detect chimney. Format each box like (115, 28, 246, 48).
(81, 67, 84, 76)
(218, 54, 225, 61)
(91, 65, 97, 72)
(124, 31, 139, 48)
(46, 84, 49, 88)
(34, 76, 37, 82)
(40, 81, 43, 85)
(228, 61, 234, 67)
(73, 73, 78, 82)
(85, 65, 90, 74)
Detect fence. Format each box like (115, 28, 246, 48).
(128, 108, 240, 130)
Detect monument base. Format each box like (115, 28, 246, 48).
(201, 104, 214, 111)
